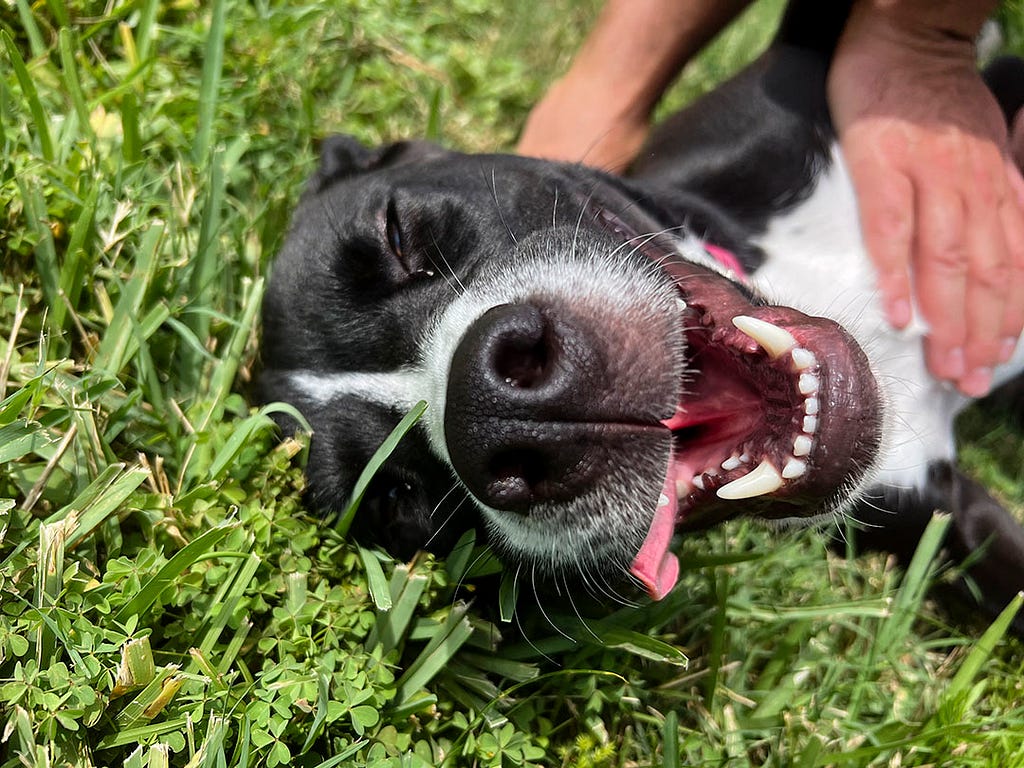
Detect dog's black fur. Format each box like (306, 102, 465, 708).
(261, 3, 1024, 631)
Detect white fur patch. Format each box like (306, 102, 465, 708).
(751, 149, 966, 499)
(288, 369, 428, 411)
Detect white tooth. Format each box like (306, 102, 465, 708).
(798, 373, 819, 395)
(677, 297, 688, 311)
(721, 455, 742, 471)
(716, 460, 784, 500)
(793, 435, 813, 457)
(791, 347, 816, 371)
(803, 415, 818, 434)
(691, 475, 705, 491)
(782, 458, 807, 479)
(804, 397, 819, 415)
(658, 493, 670, 508)
(739, 452, 751, 463)
(732, 315, 796, 359)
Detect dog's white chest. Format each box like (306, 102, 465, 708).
(749, 151, 964, 492)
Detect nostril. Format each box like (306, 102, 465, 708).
(487, 448, 548, 509)
(493, 331, 549, 388)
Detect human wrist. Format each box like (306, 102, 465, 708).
(848, 0, 997, 47)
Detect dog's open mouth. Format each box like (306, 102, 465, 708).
(592, 210, 882, 600)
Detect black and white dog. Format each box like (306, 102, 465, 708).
(261, 3, 1024, 627)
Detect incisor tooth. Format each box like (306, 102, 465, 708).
(791, 347, 816, 371)
(782, 458, 807, 479)
(798, 373, 819, 395)
(732, 315, 796, 359)
(793, 435, 813, 457)
(716, 460, 784, 500)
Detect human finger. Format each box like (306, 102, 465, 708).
(843, 127, 916, 329)
(957, 162, 1012, 396)
(913, 153, 970, 383)
(996, 158, 1024, 363)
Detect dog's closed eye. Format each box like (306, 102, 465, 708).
(385, 198, 406, 262)
(383, 197, 435, 280)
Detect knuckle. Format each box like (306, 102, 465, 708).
(969, 262, 1012, 294)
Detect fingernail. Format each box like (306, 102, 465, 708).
(943, 347, 966, 379)
(960, 367, 993, 398)
(888, 298, 911, 328)
(1000, 337, 1018, 363)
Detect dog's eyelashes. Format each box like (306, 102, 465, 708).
(384, 198, 436, 280)
(385, 198, 405, 261)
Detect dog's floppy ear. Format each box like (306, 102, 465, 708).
(309, 135, 450, 193)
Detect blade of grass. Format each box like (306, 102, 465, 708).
(180, 151, 226, 395)
(14, 0, 45, 58)
(193, 273, 265, 429)
(45, 463, 149, 550)
(114, 666, 183, 726)
(16, 178, 60, 320)
(498, 568, 518, 624)
(662, 709, 680, 768)
(0, 419, 57, 463)
(358, 545, 393, 611)
(366, 562, 429, 654)
(58, 27, 96, 144)
(44, 0, 70, 28)
(96, 718, 190, 750)
(134, 0, 160, 62)
(192, 0, 227, 165)
(93, 222, 165, 373)
(196, 553, 261, 655)
(394, 602, 475, 705)
(53, 181, 100, 333)
(35, 519, 67, 665)
(112, 521, 237, 623)
(3, 29, 53, 161)
(121, 90, 141, 164)
(941, 591, 1023, 704)
(338, 401, 427, 537)
(205, 401, 295, 481)
(875, 513, 951, 655)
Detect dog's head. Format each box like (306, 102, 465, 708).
(260, 136, 882, 598)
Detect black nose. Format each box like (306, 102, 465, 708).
(444, 302, 625, 511)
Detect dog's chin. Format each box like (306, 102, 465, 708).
(620, 235, 884, 601)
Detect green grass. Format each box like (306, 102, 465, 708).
(2, 1, 1024, 766)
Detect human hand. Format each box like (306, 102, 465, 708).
(828, 2, 1024, 397)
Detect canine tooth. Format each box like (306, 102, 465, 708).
(798, 373, 819, 395)
(793, 435, 813, 457)
(691, 475, 705, 491)
(716, 460, 784, 500)
(677, 297, 688, 311)
(658, 493, 670, 508)
(791, 347, 816, 371)
(732, 315, 796, 359)
(803, 415, 818, 434)
(782, 458, 807, 479)
(721, 455, 742, 471)
(804, 397, 819, 415)
(739, 452, 751, 463)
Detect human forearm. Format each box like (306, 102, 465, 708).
(566, 0, 754, 122)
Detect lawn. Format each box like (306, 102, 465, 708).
(2, 1, 1024, 766)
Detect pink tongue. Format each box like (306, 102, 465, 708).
(629, 475, 680, 600)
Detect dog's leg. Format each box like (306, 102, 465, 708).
(848, 460, 1024, 634)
